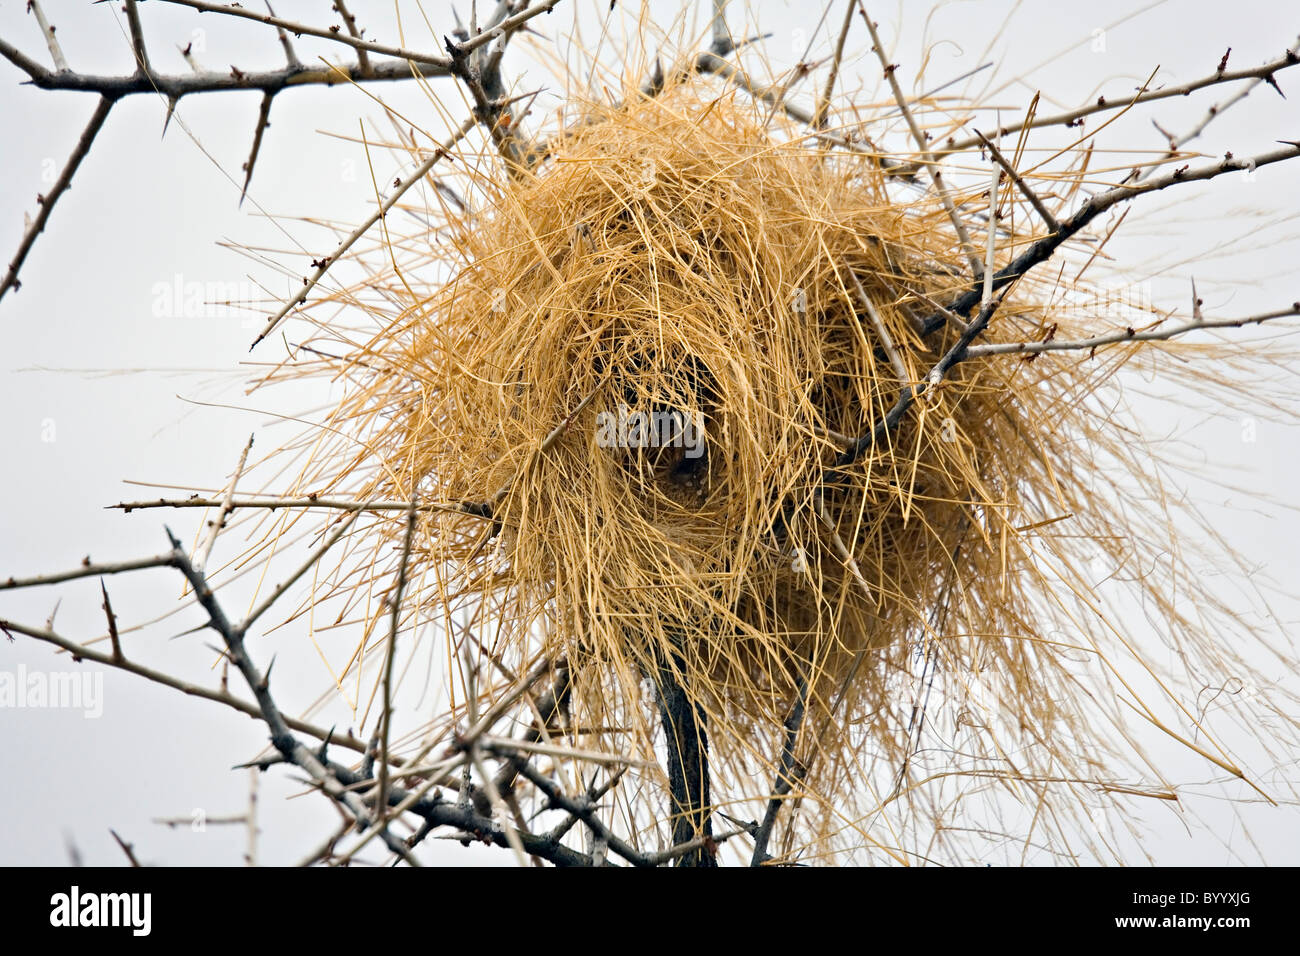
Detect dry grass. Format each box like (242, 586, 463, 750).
(246, 30, 1300, 864)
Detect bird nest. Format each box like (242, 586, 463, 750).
(269, 76, 1287, 860)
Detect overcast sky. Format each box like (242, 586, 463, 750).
(2, 0, 1298, 866)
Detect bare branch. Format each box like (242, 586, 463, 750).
(848, 269, 911, 384)
(973, 128, 1059, 231)
(100, 579, 122, 663)
(376, 503, 417, 832)
(331, 0, 368, 76)
(164, 528, 421, 864)
(154, 0, 451, 68)
(964, 303, 1300, 359)
(264, 0, 302, 69)
(109, 829, 142, 867)
(238, 92, 275, 206)
(751, 681, 807, 866)
(194, 434, 254, 571)
(941, 46, 1300, 159)
(0, 614, 369, 754)
(124, 0, 153, 77)
(2, 552, 173, 590)
(115, 494, 492, 519)
(249, 115, 475, 349)
(913, 141, 1300, 340)
(814, 0, 856, 129)
(1, 96, 113, 303)
(859, 6, 984, 278)
(28, 0, 69, 72)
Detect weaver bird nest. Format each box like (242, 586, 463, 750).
(265, 52, 1297, 862)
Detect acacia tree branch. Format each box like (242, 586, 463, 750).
(912, 140, 1300, 340)
(330, 0, 368, 75)
(0, 613, 370, 754)
(973, 128, 1059, 231)
(859, 5, 984, 278)
(249, 114, 475, 348)
(2, 552, 173, 589)
(938, 46, 1300, 159)
(1131, 36, 1300, 184)
(965, 303, 1300, 358)
(0, 96, 112, 302)
(28, 0, 68, 72)
(124, 0, 153, 77)
(835, 141, 1300, 470)
(153, 0, 452, 68)
(114, 494, 494, 518)
(375, 504, 417, 831)
(263, 0, 302, 69)
(751, 680, 808, 866)
(813, 0, 856, 129)
(163, 528, 422, 864)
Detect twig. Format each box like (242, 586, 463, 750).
(814, 0, 856, 129)
(859, 5, 984, 278)
(376, 503, 418, 830)
(124, 0, 152, 78)
(646, 824, 748, 867)
(973, 129, 1059, 231)
(482, 735, 652, 768)
(194, 434, 254, 571)
(239, 93, 275, 206)
(939, 47, 1300, 159)
(114, 494, 493, 518)
(848, 270, 910, 384)
(839, 290, 1010, 466)
(751, 680, 807, 866)
(29, 0, 69, 72)
(249, 115, 475, 349)
(964, 303, 1300, 358)
(264, 1, 301, 69)
(164, 528, 421, 864)
(331, 0, 368, 75)
(510, 760, 645, 866)
(0, 96, 113, 302)
(2, 552, 174, 590)
(980, 156, 1000, 311)
(1132, 37, 1300, 183)
(109, 829, 142, 867)
(913, 141, 1300, 340)
(100, 579, 122, 663)
(0, 615, 369, 753)
(153, 0, 451, 68)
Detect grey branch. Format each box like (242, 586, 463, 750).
(939, 46, 1300, 160)
(28, 0, 68, 72)
(0, 96, 112, 303)
(249, 115, 475, 349)
(859, 6, 984, 278)
(973, 129, 1060, 231)
(751, 681, 808, 865)
(964, 304, 1300, 359)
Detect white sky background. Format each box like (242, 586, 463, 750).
(1, 0, 1298, 866)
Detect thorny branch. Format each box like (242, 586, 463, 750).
(5, 0, 1300, 868)
(0, 0, 555, 304)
